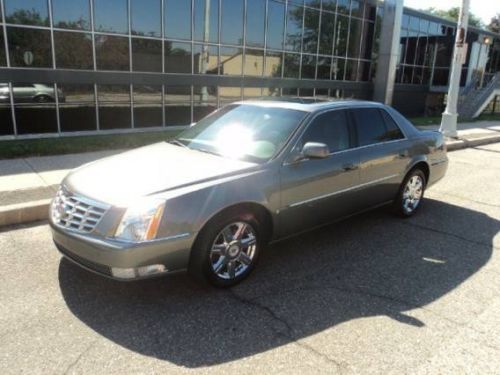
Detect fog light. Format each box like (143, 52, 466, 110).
(111, 267, 136, 279)
(137, 264, 166, 277)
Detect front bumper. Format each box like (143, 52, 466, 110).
(50, 220, 196, 280)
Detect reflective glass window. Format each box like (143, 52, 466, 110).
(351, 0, 363, 18)
(4, 0, 49, 26)
(0, 83, 14, 135)
(194, 0, 219, 43)
(194, 44, 219, 74)
(221, 0, 243, 45)
(332, 58, 345, 80)
(285, 4, 303, 52)
(13, 83, 57, 134)
(244, 49, 264, 77)
(409, 16, 419, 31)
(317, 57, 331, 79)
(165, 41, 192, 73)
(319, 11, 335, 56)
(219, 86, 241, 104)
(334, 16, 349, 56)
(302, 110, 351, 153)
(344, 59, 357, 81)
(348, 18, 361, 58)
(52, 0, 90, 29)
(321, 0, 337, 13)
(133, 85, 162, 128)
(301, 54, 316, 79)
(379, 109, 404, 140)
(54, 31, 93, 69)
(220, 47, 242, 75)
(97, 85, 131, 130)
(245, 0, 265, 47)
(0, 32, 6, 66)
(95, 34, 130, 71)
(132, 38, 162, 72)
(302, 8, 319, 54)
(267, 1, 285, 50)
(165, 0, 191, 40)
(165, 86, 191, 126)
(264, 51, 283, 78)
(7, 27, 52, 68)
(131, 0, 161, 37)
(58, 84, 96, 132)
(337, 0, 350, 15)
(193, 85, 217, 122)
(283, 53, 300, 78)
(353, 108, 388, 146)
(94, 0, 128, 34)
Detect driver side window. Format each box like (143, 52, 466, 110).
(301, 110, 351, 154)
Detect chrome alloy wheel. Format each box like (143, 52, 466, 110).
(209, 221, 257, 280)
(402, 175, 424, 214)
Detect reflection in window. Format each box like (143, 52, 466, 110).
(165, 42, 192, 73)
(332, 58, 345, 80)
(94, 0, 128, 34)
(194, 44, 219, 75)
(13, 83, 57, 134)
(344, 59, 357, 81)
(221, 0, 243, 45)
(165, 0, 191, 40)
(193, 85, 217, 122)
(334, 16, 349, 57)
(54, 31, 93, 69)
(245, 0, 265, 47)
(58, 84, 96, 132)
(0, 33, 6, 66)
(285, 4, 303, 52)
(4, 0, 49, 26)
(131, 0, 161, 37)
(95, 35, 130, 71)
(220, 47, 243, 75)
(244, 49, 264, 77)
(302, 8, 319, 54)
(165, 86, 191, 126)
(267, 1, 285, 50)
(52, 0, 90, 30)
(7, 27, 52, 68)
(134, 85, 162, 128)
(219, 86, 241, 105)
(319, 11, 335, 56)
(0, 84, 14, 135)
(360, 20, 374, 60)
(283, 53, 300, 78)
(301, 54, 316, 79)
(194, 0, 219, 43)
(348, 18, 361, 58)
(351, 0, 363, 19)
(337, 0, 350, 16)
(132, 38, 162, 72)
(97, 85, 131, 130)
(317, 57, 331, 80)
(264, 51, 283, 78)
(243, 87, 263, 100)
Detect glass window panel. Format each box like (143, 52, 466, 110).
(348, 18, 361, 58)
(219, 86, 241, 104)
(131, 0, 161, 37)
(322, 0, 337, 13)
(415, 36, 428, 66)
(282, 87, 298, 96)
(283, 53, 300, 78)
(267, 1, 285, 50)
(95, 34, 130, 71)
(165, 41, 192, 73)
(4, 0, 49, 26)
(0, 101, 14, 135)
(132, 38, 162, 72)
(337, 0, 350, 15)
(165, 86, 191, 125)
(358, 60, 370, 81)
(299, 88, 313, 97)
(244, 49, 264, 76)
(302, 8, 319, 54)
(57, 84, 96, 132)
(409, 16, 419, 31)
(332, 58, 345, 80)
(165, 0, 191, 40)
(344, 59, 357, 81)
(412, 67, 423, 84)
(419, 19, 429, 34)
(97, 85, 131, 130)
(351, 0, 362, 18)
(221, 0, 243, 45)
(432, 68, 449, 86)
(245, 0, 265, 47)
(285, 4, 303, 52)
(304, 0, 321, 8)
(334, 15, 349, 57)
(94, 0, 128, 34)
(242, 87, 263, 99)
(402, 14, 410, 29)
(52, 0, 90, 30)
(317, 56, 331, 79)
(7, 27, 52, 68)
(54, 31, 93, 69)
(360, 20, 374, 60)
(405, 37, 417, 64)
(0, 33, 6, 66)
(302, 110, 351, 153)
(301, 54, 316, 79)
(194, 0, 219, 43)
(264, 51, 283, 78)
(353, 108, 388, 146)
(220, 46, 243, 75)
(133, 85, 162, 128)
(319, 11, 335, 56)
(193, 85, 217, 122)
(194, 44, 219, 74)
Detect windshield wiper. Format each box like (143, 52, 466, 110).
(168, 139, 188, 148)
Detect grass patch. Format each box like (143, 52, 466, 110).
(409, 113, 500, 127)
(0, 129, 181, 159)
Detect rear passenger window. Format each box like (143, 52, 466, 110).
(301, 110, 351, 153)
(353, 108, 404, 146)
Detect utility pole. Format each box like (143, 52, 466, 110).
(440, 0, 470, 138)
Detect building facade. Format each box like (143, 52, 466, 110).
(0, 0, 498, 138)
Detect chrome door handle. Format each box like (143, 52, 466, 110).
(342, 164, 359, 171)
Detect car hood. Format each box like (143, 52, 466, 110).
(64, 142, 257, 206)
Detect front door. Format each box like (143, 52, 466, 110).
(278, 109, 360, 237)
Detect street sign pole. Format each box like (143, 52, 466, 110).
(440, 0, 470, 138)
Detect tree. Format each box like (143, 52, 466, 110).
(488, 13, 500, 33)
(422, 7, 484, 29)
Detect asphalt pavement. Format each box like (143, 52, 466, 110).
(0, 143, 499, 374)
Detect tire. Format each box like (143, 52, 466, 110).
(393, 168, 426, 217)
(188, 211, 263, 287)
(34, 95, 52, 103)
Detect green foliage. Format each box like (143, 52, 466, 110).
(422, 7, 484, 29)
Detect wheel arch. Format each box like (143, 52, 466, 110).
(406, 159, 430, 185)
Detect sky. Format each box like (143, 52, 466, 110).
(404, 0, 499, 25)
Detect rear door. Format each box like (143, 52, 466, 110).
(351, 107, 410, 208)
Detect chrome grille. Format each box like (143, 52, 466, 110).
(51, 187, 109, 233)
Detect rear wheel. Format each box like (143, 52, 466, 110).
(189, 212, 262, 287)
(394, 168, 426, 217)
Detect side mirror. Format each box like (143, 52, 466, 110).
(302, 142, 329, 159)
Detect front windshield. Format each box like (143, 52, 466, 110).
(173, 104, 307, 163)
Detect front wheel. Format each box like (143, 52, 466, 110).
(189, 213, 262, 287)
(394, 169, 426, 217)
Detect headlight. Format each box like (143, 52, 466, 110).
(114, 198, 165, 242)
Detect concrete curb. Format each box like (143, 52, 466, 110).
(1, 135, 499, 228)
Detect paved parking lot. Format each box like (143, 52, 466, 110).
(1, 144, 499, 374)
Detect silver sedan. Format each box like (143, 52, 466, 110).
(50, 100, 448, 287)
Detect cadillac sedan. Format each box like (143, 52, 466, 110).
(50, 100, 448, 287)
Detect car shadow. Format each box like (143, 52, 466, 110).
(58, 198, 498, 367)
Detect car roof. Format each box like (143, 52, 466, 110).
(233, 98, 386, 113)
